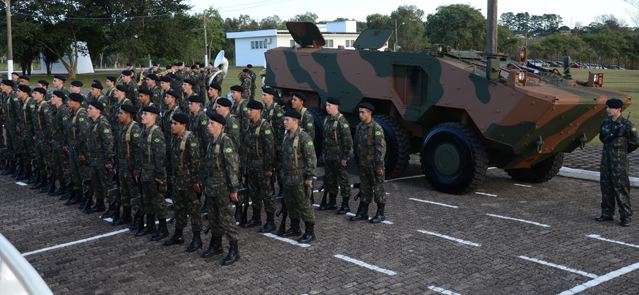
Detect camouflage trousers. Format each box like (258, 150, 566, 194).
(34, 140, 51, 179)
(283, 174, 315, 223)
(3, 125, 15, 160)
(173, 188, 202, 232)
(247, 166, 275, 215)
(90, 165, 113, 205)
(17, 133, 34, 164)
(600, 159, 633, 220)
(359, 166, 385, 205)
(70, 150, 91, 192)
(117, 166, 139, 209)
(324, 159, 351, 198)
(205, 177, 239, 241)
(51, 144, 65, 186)
(141, 180, 167, 218)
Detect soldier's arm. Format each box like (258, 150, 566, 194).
(153, 130, 167, 181)
(101, 122, 114, 164)
(222, 138, 240, 193)
(301, 133, 317, 181)
(627, 121, 639, 153)
(374, 124, 386, 170)
(262, 123, 275, 172)
(339, 117, 353, 161)
(78, 114, 90, 156)
(304, 113, 315, 140)
(187, 136, 200, 185)
(134, 127, 144, 170)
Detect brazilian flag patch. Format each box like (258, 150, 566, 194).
(224, 147, 233, 153)
(307, 141, 313, 146)
(277, 113, 282, 117)
(307, 122, 313, 127)
(154, 138, 160, 143)
(264, 129, 271, 135)
(342, 123, 349, 129)
(190, 142, 197, 147)
(232, 124, 239, 129)
(375, 131, 382, 136)
(133, 133, 140, 138)
(104, 129, 110, 134)
(79, 118, 85, 122)
(201, 120, 207, 126)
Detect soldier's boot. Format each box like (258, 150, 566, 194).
(276, 218, 287, 236)
(64, 190, 81, 205)
(336, 197, 350, 214)
(26, 167, 36, 184)
(151, 218, 169, 241)
(15, 162, 25, 181)
(297, 222, 315, 244)
(258, 213, 276, 233)
(136, 214, 156, 237)
(595, 215, 614, 222)
(110, 204, 121, 225)
(163, 227, 184, 246)
(101, 201, 116, 219)
(620, 216, 632, 227)
(1, 160, 15, 175)
(201, 236, 223, 258)
(221, 240, 240, 266)
(132, 213, 145, 235)
(349, 202, 369, 221)
(185, 231, 203, 252)
(118, 207, 132, 226)
(318, 194, 329, 210)
(369, 203, 386, 224)
(40, 176, 51, 193)
(29, 174, 42, 189)
(47, 178, 57, 196)
(325, 193, 338, 210)
(245, 211, 261, 228)
(282, 219, 302, 237)
(78, 188, 91, 209)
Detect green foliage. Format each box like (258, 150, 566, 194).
(425, 4, 485, 50)
(500, 12, 563, 36)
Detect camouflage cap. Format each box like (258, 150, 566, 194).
(606, 98, 623, 109)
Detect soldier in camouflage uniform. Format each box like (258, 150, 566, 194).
(246, 64, 257, 100)
(87, 81, 109, 119)
(187, 95, 209, 155)
(116, 104, 142, 228)
(320, 97, 353, 213)
(111, 85, 133, 131)
(161, 89, 183, 200)
(596, 98, 639, 227)
(86, 102, 115, 215)
(163, 113, 203, 252)
(64, 94, 92, 207)
(261, 88, 285, 197)
(239, 69, 252, 99)
(145, 74, 163, 107)
(158, 76, 173, 111)
(205, 82, 221, 119)
(120, 70, 138, 107)
(135, 89, 156, 123)
(242, 100, 276, 231)
(104, 76, 117, 109)
(350, 103, 386, 223)
(47, 91, 69, 196)
(30, 88, 52, 191)
(15, 85, 36, 182)
(1, 80, 18, 176)
(201, 113, 241, 266)
(279, 110, 317, 243)
(51, 75, 69, 102)
(135, 106, 168, 241)
(229, 85, 249, 130)
(290, 92, 315, 141)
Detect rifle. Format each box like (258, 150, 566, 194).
(275, 194, 287, 236)
(234, 187, 248, 225)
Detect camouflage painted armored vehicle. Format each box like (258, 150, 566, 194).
(264, 22, 632, 194)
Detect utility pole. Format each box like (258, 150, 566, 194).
(204, 12, 209, 65)
(5, 0, 13, 79)
(485, 0, 499, 80)
(394, 19, 398, 52)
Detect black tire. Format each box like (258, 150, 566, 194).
(420, 122, 487, 194)
(505, 153, 564, 183)
(374, 115, 410, 179)
(308, 107, 326, 159)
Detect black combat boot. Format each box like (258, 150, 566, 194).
(151, 218, 169, 241)
(163, 228, 184, 246)
(15, 162, 25, 181)
(369, 203, 385, 223)
(258, 213, 276, 233)
(318, 193, 329, 210)
(2, 160, 15, 175)
(118, 207, 132, 226)
(244, 210, 261, 228)
(221, 240, 240, 266)
(595, 215, 614, 222)
(110, 203, 121, 225)
(185, 231, 203, 252)
(40, 176, 51, 193)
(136, 214, 155, 237)
(29, 174, 42, 190)
(297, 222, 315, 244)
(336, 197, 350, 214)
(282, 219, 302, 237)
(201, 236, 223, 258)
(132, 212, 144, 234)
(47, 179, 57, 196)
(64, 190, 81, 205)
(101, 201, 115, 219)
(620, 217, 632, 227)
(349, 202, 369, 221)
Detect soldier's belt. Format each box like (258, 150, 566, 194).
(285, 169, 304, 175)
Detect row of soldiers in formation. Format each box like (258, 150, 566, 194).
(0, 70, 387, 266)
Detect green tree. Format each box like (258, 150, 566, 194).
(290, 12, 318, 23)
(391, 5, 428, 52)
(425, 4, 485, 50)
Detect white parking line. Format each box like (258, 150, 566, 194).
(475, 192, 498, 197)
(261, 233, 310, 248)
(416, 230, 481, 247)
(517, 256, 598, 279)
(312, 204, 320, 208)
(428, 285, 461, 295)
(333, 254, 397, 276)
(16, 182, 27, 186)
(514, 183, 533, 188)
(385, 174, 425, 182)
(485, 213, 550, 228)
(409, 198, 458, 209)
(488, 167, 497, 170)
(587, 234, 639, 249)
(344, 212, 393, 224)
(22, 229, 130, 257)
(558, 261, 639, 295)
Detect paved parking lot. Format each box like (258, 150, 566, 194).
(2, 155, 639, 294)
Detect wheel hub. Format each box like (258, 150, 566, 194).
(433, 143, 461, 176)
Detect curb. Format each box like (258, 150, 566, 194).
(558, 167, 639, 188)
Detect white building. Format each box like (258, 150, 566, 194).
(32, 42, 94, 74)
(226, 20, 359, 67)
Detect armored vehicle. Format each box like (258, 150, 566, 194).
(264, 22, 631, 194)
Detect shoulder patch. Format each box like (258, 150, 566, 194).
(104, 129, 110, 134)
(232, 124, 239, 129)
(224, 147, 233, 153)
(264, 129, 271, 135)
(79, 118, 85, 122)
(307, 122, 313, 127)
(342, 123, 349, 128)
(133, 133, 140, 138)
(201, 120, 207, 126)
(307, 141, 314, 146)
(276, 113, 282, 117)
(190, 142, 197, 147)
(44, 109, 49, 113)
(154, 138, 160, 143)
(375, 131, 382, 136)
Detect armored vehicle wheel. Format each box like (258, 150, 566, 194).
(421, 123, 487, 194)
(505, 153, 564, 183)
(374, 115, 410, 179)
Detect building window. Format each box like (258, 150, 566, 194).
(346, 40, 355, 47)
(326, 39, 334, 48)
(251, 41, 256, 49)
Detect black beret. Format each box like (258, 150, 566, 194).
(11, 72, 19, 76)
(52, 90, 66, 100)
(146, 74, 159, 81)
(230, 85, 243, 92)
(606, 98, 623, 109)
(106, 76, 117, 82)
(138, 88, 152, 96)
(70, 81, 83, 87)
(37, 80, 49, 86)
(1, 79, 14, 87)
(175, 62, 184, 66)
(263, 87, 278, 97)
(292, 92, 306, 101)
(152, 62, 158, 66)
(326, 97, 340, 105)
(183, 78, 195, 85)
(207, 112, 226, 126)
(53, 75, 67, 82)
(19, 75, 29, 81)
(171, 113, 189, 124)
(209, 82, 221, 91)
(115, 85, 128, 92)
(284, 109, 301, 120)
(89, 100, 104, 112)
(91, 81, 103, 89)
(188, 95, 203, 104)
(216, 98, 232, 107)
(121, 70, 133, 76)
(247, 64, 253, 68)
(17, 85, 31, 93)
(160, 76, 172, 83)
(32, 87, 46, 95)
(358, 102, 375, 112)
(120, 104, 137, 115)
(165, 89, 180, 98)
(247, 100, 263, 110)
(69, 93, 83, 103)
(142, 105, 160, 115)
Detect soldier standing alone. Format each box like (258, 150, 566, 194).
(596, 98, 639, 226)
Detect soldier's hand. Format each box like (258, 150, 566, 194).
(104, 163, 113, 171)
(229, 192, 239, 203)
(132, 171, 140, 183)
(78, 154, 86, 162)
(340, 159, 348, 167)
(375, 167, 384, 177)
(63, 146, 69, 154)
(192, 183, 202, 193)
(304, 180, 313, 188)
(264, 171, 273, 177)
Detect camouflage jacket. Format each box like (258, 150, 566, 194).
(223, 113, 241, 148)
(188, 110, 209, 155)
(150, 86, 163, 108)
(110, 98, 132, 132)
(205, 96, 219, 119)
(240, 76, 252, 99)
(136, 124, 166, 181)
(204, 133, 239, 193)
(322, 113, 353, 161)
(161, 105, 182, 148)
(50, 104, 70, 147)
(121, 81, 138, 106)
(116, 121, 142, 170)
(281, 127, 316, 181)
(231, 98, 249, 130)
(170, 131, 200, 189)
(88, 115, 114, 166)
(355, 120, 386, 170)
(68, 107, 90, 155)
(600, 117, 639, 156)
(243, 119, 275, 172)
(18, 97, 36, 138)
(262, 102, 285, 150)
(4, 92, 19, 128)
(33, 100, 53, 142)
(298, 107, 315, 140)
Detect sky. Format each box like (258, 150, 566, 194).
(186, 0, 638, 28)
